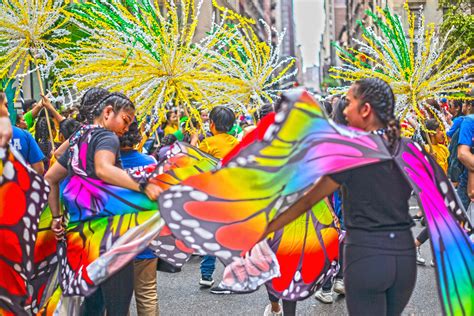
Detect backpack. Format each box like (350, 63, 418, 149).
(447, 128, 464, 182)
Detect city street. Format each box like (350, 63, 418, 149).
(131, 202, 442, 315)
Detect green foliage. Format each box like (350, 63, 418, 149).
(439, 0, 474, 50)
(0, 78, 17, 124)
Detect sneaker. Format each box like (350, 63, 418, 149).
(430, 260, 435, 267)
(263, 303, 282, 316)
(333, 278, 345, 295)
(210, 285, 232, 295)
(315, 289, 333, 304)
(416, 247, 426, 265)
(199, 276, 214, 287)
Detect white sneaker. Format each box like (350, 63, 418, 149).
(430, 260, 435, 267)
(263, 303, 282, 316)
(416, 247, 426, 265)
(333, 278, 345, 295)
(315, 289, 334, 304)
(199, 277, 214, 287)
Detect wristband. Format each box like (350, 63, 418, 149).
(52, 215, 62, 219)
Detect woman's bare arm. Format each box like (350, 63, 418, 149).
(95, 150, 163, 199)
(264, 175, 340, 235)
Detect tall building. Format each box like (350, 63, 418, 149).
(277, 0, 297, 57)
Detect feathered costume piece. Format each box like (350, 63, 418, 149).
(330, 4, 474, 136)
(0, 0, 75, 105)
(62, 0, 296, 137)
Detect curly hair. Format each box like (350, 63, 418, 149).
(35, 116, 53, 158)
(119, 120, 142, 148)
(59, 118, 81, 139)
(352, 78, 399, 148)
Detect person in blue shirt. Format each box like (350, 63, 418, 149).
(119, 120, 159, 316)
(0, 90, 45, 175)
(446, 100, 465, 138)
(10, 126, 45, 174)
(457, 108, 474, 209)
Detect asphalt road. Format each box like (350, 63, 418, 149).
(130, 199, 442, 315)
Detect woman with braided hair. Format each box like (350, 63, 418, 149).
(45, 90, 163, 316)
(264, 78, 417, 315)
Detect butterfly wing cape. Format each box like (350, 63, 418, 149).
(215, 199, 340, 299)
(0, 146, 49, 315)
(48, 126, 164, 300)
(159, 90, 473, 313)
(266, 199, 340, 301)
(395, 139, 473, 316)
(125, 142, 220, 268)
(158, 90, 391, 294)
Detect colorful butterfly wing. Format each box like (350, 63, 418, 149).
(0, 147, 49, 315)
(396, 139, 474, 316)
(215, 240, 281, 293)
(159, 90, 391, 265)
(26, 206, 59, 314)
(58, 176, 162, 297)
(266, 199, 340, 301)
(148, 225, 194, 267)
(150, 142, 219, 190)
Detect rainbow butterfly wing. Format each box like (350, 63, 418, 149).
(58, 175, 162, 296)
(396, 139, 474, 316)
(266, 199, 340, 301)
(0, 147, 49, 315)
(150, 142, 219, 190)
(27, 206, 59, 314)
(159, 90, 391, 265)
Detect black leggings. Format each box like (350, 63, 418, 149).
(416, 228, 429, 245)
(81, 262, 134, 316)
(344, 245, 416, 316)
(268, 292, 297, 316)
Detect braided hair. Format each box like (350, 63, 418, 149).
(77, 88, 110, 123)
(92, 92, 135, 118)
(352, 78, 400, 148)
(35, 114, 53, 159)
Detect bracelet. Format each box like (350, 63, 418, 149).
(52, 215, 62, 219)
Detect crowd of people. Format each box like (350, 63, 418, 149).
(0, 78, 472, 315)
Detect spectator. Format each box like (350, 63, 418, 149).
(0, 91, 45, 174)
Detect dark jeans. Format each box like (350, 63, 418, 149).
(80, 262, 134, 316)
(268, 292, 297, 316)
(457, 182, 470, 210)
(200, 255, 216, 278)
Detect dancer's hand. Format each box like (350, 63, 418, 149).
(144, 182, 164, 200)
(51, 217, 65, 240)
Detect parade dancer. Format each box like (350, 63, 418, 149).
(45, 89, 162, 315)
(263, 79, 417, 315)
